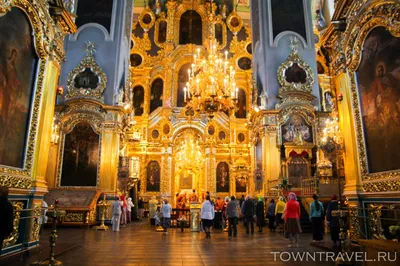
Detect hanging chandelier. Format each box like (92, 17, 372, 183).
(175, 133, 203, 172)
(183, 4, 238, 119)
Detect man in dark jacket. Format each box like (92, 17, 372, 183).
(0, 186, 14, 251)
(326, 195, 340, 248)
(226, 196, 239, 237)
(243, 195, 255, 234)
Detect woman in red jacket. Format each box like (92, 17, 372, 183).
(284, 192, 302, 247)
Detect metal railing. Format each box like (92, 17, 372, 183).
(301, 177, 319, 197)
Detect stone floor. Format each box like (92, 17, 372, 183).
(2, 221, 343, 266)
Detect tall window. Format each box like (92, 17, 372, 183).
(75, 0, 114, 32)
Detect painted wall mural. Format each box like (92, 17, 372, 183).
(216, 162, 230, 192)
(0, 8, 38, 168)
(356, 26, 400, 173)
(61, 122, 99, 187)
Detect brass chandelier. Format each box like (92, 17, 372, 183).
(183, 5, 238, 119)
(175, 132, 203, 172)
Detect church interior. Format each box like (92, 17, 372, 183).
(0, 0, 399, 265)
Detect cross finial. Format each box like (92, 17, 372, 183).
(85, 41, 96, 55)
(289, 37, 300, 53)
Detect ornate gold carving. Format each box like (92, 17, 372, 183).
(55, 101, 109, 188)
(0, 175, 32, 189)
(363, 178, 400, 192)
(0, 0, 11, 13)
(276, 37, 315, 108)
(63, 212, 84, 222)
(226, 11, 243, 34)
(348, 206, 361, 239)
(31, 203, 41, 241)
(2, 202, 24, 248)
(368, 204, 385, 240)
(138, 6, 156, 32)
(213, 16, 227, 50)
(277, 105, 316, 125)
(346, 3, 400, 72)
(66, 42, 107, 101)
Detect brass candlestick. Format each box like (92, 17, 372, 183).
(32, 200, 66, 266)
(94, 194, 110, 231)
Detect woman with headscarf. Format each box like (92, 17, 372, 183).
(256, 197, 265, 232)
(267, 199, 276, 231)
(326, 195, 340, 247)
(310, 194, 324, 242)
(126, 197, 134, 223)
(275, 196, 286, 233)
(201, 195, 215, 238)
(222, 196, 230, 230)
(284, 192, 301, 247)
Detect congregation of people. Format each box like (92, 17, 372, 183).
(0, 185, 341, 250)
(196, 192, 341, 249)
(107, 190, 341, 249)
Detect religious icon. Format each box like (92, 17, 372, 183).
(208, 125, 215, 135)
(216, 162, 230, 192)
(74, 68, 99, 89)
(254, 169, 263, 191)
(150, 78, 163, 113)
(218, 131, 226, 140)
(238, 57, 252, 71)
(147, 161, 160, 191)
(130, 54, 143, 67)
(158, 21, 167, 44)
(356, 26, 400, 173)
(281, 114, 313, 144)
(215, 23, 223, 46)
(0, 8, 38, 168)
(238, 133, 245, 143)
(163, 124, 170, 135)
(236, 175, 247, 193)
(179, 11, 202, 45)
(285, 63, 307, 84)
(235, 89, 247, 118)
(246, 43, 252, 54)
(61, 122, 99, 187)
(132, 86, 144, 116)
